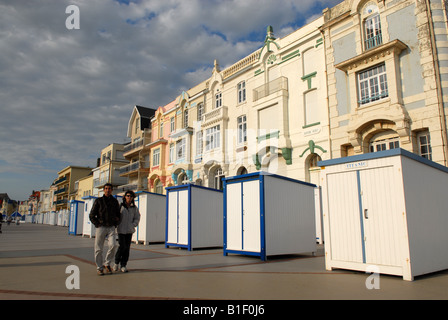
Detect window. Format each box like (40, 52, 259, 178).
(215, 92, 222, 109)
(184, 110, 189, 128)
(153, 148, 160, 167)
(196, 131, 203, 155)
(369, 136, 399, 153)
(169, 143, 175, 163)
(363, 4, 383, 50)
(418, 131, 432, 160)
(358, 64, 388, 105)
(237, 115, 247, 144)
(176, 138, 186, 159)
(213, 168, 224, 190)
(155, 180, 163, 194)
(170, 117, 175, 132)
(205, 125, 220, 151)
(135, 117, 140, 134)
(304, 89, 319, 126)
(197, 103, 204, 121)
(159, 122, 164, 138)
(238, 81, 246, 103)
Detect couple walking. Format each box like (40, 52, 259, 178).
(89, 183, 140, 275)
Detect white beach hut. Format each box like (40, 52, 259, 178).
(318, 148, 448, 281)
(165, 184, 223, 251)
(223, 172, 317, 261)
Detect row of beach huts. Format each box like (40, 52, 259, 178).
(28, 149, 448, 281)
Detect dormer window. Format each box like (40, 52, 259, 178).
(363, 3, 382, 50)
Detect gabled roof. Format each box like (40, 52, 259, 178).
(127, 105, 157, 137)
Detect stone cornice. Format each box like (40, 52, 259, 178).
(335, 39, 408, 72)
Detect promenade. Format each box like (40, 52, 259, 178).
(1, 223, 447, 303)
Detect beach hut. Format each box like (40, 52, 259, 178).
(81, 196, 97, 237)
(223, 172, 317, 261)
(68, 200, 84, 235)
(165, 184, 223, 250)
(318, 148, 448, 281)
(134, 191, 166, 244)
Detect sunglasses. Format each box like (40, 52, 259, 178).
(125, 195, 134, 198)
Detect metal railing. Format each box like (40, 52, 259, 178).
(119, 161, 141, 175)
(364, 34, 383, 50)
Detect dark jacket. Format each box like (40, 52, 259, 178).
(89, 195, 121, 228)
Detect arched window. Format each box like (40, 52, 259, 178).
(307, 153, 322, 186)
(237, 166, 248, 176)
(369, 131, 400, 153)
(362, 2, 382, 50)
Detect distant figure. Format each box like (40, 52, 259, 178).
(89, 183, 121, 276)
(114, 190, 140, 273)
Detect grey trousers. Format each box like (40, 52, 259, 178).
(94, 226, 118, 269)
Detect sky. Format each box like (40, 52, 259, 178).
(0, 0, 341, 201)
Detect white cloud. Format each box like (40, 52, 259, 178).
(0, 0, 340, 199)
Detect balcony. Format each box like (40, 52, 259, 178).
(253, 76, 288, 102)
(54, 187, 67, 195)
(364, 34, 383, 51)
(123, 139, 143, 154)
(201, 105, 228, 128)
(119, 161, 147, 176)
(54, 176, 67, 185)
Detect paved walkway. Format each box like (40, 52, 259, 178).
(1, 223, 447, 303)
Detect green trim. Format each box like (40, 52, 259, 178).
(252, 154, 261, 170)
(299, 140, 327, 158)
(257, 131, 280, 142)
(301, 72, 317, 90)
(282, 49, 300, 61)
(255, 69, 264, 76)
(302, 122, 320, 129)
(281, 147, 293, 165)
(315, 38, 323, 48)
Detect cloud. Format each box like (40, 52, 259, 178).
(0, 0, 340, 199)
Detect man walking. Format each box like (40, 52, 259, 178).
(89, 183, 121, 275)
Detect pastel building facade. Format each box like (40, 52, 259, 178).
(148, 99, 177, 193)
(119, 106, 156, 192)
(167, 18, 330, 188)
(321, 0, 448, 165)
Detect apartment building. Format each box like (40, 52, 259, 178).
(53, 166, 92, 210)
(92, 143, 128, 196)
(321, 0, 448, 165)
(165, 20, 329, 189)
(147, 99, 177, 194)
(119, 105, 156, 192)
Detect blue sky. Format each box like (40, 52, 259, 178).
(0, 0, 341, 201)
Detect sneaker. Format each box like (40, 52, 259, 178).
(97, 268, 104, 276)
(113, 264, 120, 272)
(121, 266, 128, 273)
(104, 265, 113, 274)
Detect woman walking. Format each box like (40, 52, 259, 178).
(114, 191, 140, 273)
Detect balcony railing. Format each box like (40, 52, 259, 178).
(253, 76, 288, 102)
(123, 139, 143, 154)
(54, 187, 67, 195)
(119, 161, 142, 175)
(54, 176, 67, 185)
(365, 34, 383, 50)
(201, 105, 228, 127)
